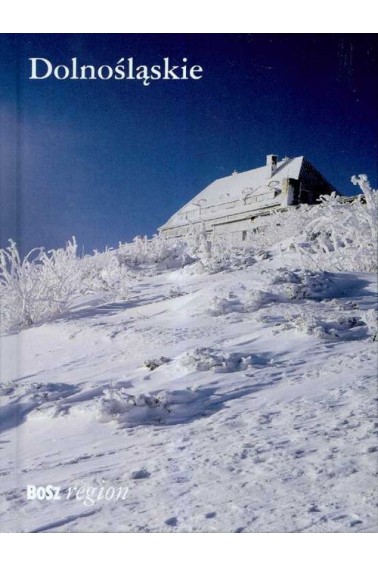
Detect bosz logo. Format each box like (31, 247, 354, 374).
(25, 482, 129, 506)
(26, 484, 61, 501)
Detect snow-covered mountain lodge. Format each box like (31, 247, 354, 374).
(159, 155, 338, 241)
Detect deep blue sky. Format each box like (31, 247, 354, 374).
(0, 34, 377, 256)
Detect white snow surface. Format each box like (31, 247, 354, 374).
(0, 251, 377, 532)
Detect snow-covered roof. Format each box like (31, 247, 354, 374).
(161, 156, 304, 230)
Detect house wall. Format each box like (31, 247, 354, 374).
(212, 213, 280, 244)
(213, 219, 253, 234)
(299, 159, 336, 204)
(160, 159, 337, 240)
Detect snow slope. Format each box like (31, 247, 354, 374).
(0, 246, 376, 533)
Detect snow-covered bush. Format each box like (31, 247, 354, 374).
(116, 234, 192, 270)
(79, 248, 134, 300)
(292, 176, 377, 272)
(177, 223, 254, 273)
(184, 224, 211, 259)
(246, 206, 315, 250)
(180, 347, 254, 373)
(278, 311, 367, 340)
(0, 238, 80, 331)
(351, 174, 377, 243)
(168, 286, 187, 298)
(206, 295, 236, 317)
(360, 308, 377, 339)
(270, 268, 333, 300)
(96, 387, 171, 425)
(95, 384, 211, 426)
(245, 289, 275, 311)
(0, 239, 134, 332)
(144, 356, 171, 371)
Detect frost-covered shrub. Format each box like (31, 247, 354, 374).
(270, 269, 333, 300)
(0, 238, 80, 331)
(279, 311, 367, 340)
(184, 224, 212, 260)
(96, 387, 170, 425)
(144, 356, 171, 371)
(183, 224, 258, 273)
(117, 234, 192, 269)
(168, 286, 187, 298)
(0, 380, 78, 414)
(79, 249, 134, 300)
(206, 296, 237, 316)
(206, 289, 274, 316)
(351, 174, 377, 243)
(247, 206, 315, 250)
(0, 238, 138, 332)
(360, 309, 377, 339)
(244, 289, 275, 311)
(95, 385, 207, 426)
(293, 176, 377, 272)
(180, 347, 254, 373)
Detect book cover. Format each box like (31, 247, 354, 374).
(0, 33, 377, 533)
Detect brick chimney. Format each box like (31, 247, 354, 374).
(266, 154, 278, 177)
